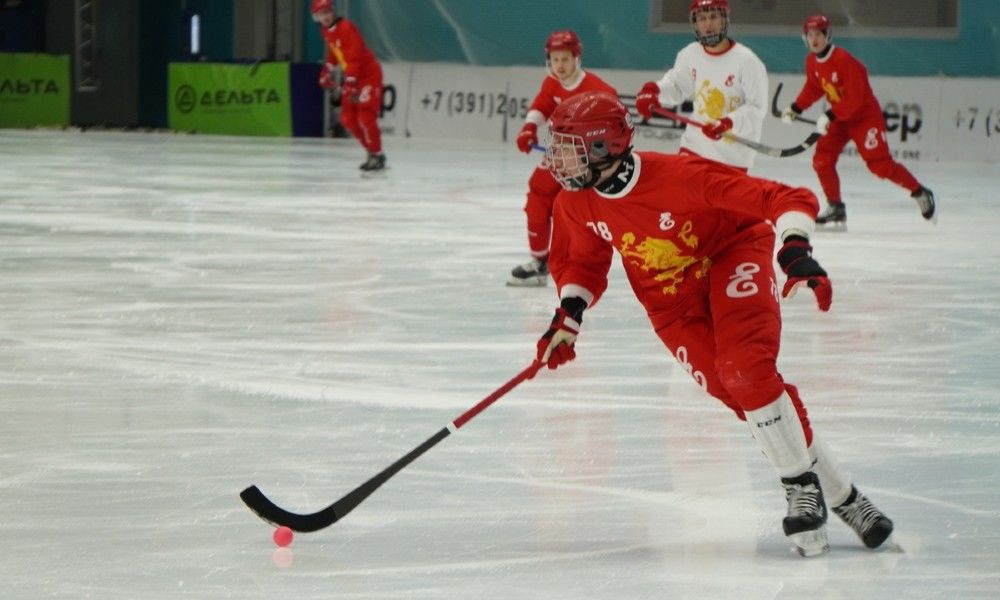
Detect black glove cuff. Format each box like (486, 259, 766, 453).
(777, 235, 812, 272)
(824, 109, 836, 121)
(790, 103, 802, 114)
(559, 296, 587, 324)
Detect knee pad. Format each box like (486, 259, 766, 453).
(812, 151, 837, 175)
(338, 110, 356, 130)
(716, 344, 784, 411)
(865, 157, 894, 180)
(524, 191, 555, 218)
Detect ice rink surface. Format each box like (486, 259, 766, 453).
(1, 129, 998, 599)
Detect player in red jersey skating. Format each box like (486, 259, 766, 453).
(312, 0, 386, 172)
(532, 91, 895, 557)
(780, 14, 935, 228)
(507, 30, 618, 287)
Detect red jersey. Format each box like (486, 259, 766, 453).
(320, 17, 379, 79)
(794, 45, 882, 122)
(526, 71, 617, 125)
(549, 152, 818, 322)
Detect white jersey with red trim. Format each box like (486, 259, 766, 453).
(654, 41, 768, 169)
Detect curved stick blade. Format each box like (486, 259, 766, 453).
(240, 485, 339, 532)
(779, 132, 822, 157)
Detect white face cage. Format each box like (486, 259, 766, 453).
(545, 131, 592, 191)
(691, 7, 729, 47)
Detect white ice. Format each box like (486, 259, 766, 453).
(0, 129, 998, 599)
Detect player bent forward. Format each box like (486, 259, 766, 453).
(780, 14, 935, 227)
(531, 91, 894, 556)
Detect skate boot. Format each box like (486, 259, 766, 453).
(911, 186, 936, 223)
(815, 202, 847, 231)
(360, 153, 387, 172)
(833, 486, 895, 549)
(507, 256, 548, 287)
(781, 471, 830, 557)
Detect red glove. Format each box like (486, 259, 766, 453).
(635, 81, 661, 120)
(534, 307, 580, 372)
(341, 76, 359, 101)
(318, 68, 335, 90)
(776, 236, 832, 312)
(702, 117, 734, 140)
(516, 122, 538, 154)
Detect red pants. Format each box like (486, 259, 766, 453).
(651, 230, 813, 443)
(340, 64, 383, 154)
(522, 165, 561, 258)
(813, 109, 919, 202)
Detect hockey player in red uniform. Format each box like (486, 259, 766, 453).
(781, 14, 935, 227)
(532, 91, 895, 557)
(312, 0, 386, 172)
(507, 30, 618, 287)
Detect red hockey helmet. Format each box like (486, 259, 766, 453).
(311, 0, 334, 15)
(545, 30, 582, 57)
(689, 0, 730, 21)
(803, 14, 831, 35)
(545, 91, 634, 190)
(689, 0, 730, 47)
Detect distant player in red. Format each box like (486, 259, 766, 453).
(781, 14, 935, 227)
(312, 0, 386, 172)
(532, 91, 895, 557)
(507, 30, 618, 287)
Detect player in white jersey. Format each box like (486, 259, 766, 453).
(635, 0, 767, 171)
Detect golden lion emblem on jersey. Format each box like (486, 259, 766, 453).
(619, 221, 710, 295)
(696, 80, 727, 121)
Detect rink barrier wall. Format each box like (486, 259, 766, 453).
(376, 62, 1000, 164)
(323, 0, 1000, 78)
(168, 62, 294, 136)
(0, 53, 70, 128)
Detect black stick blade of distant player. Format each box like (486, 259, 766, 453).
(240, 362, 541, 533)
(771, 82, 819, 125)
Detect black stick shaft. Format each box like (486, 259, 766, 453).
(240, 363, 540, 532)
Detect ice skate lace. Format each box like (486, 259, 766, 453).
(785, 483, 822, 517)
(835, 495, 883, 534)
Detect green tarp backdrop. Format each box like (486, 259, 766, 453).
(0, 53, 71, 128)
(168, 62, 292, 136)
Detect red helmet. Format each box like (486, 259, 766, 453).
(689, 0, 730, 47)
(803, 14, 831, 35)
(545, 30, 582, 57)
(311, 0, 334, 15)
(689, 0, 730, 21)
(546, 91, 634, 190)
